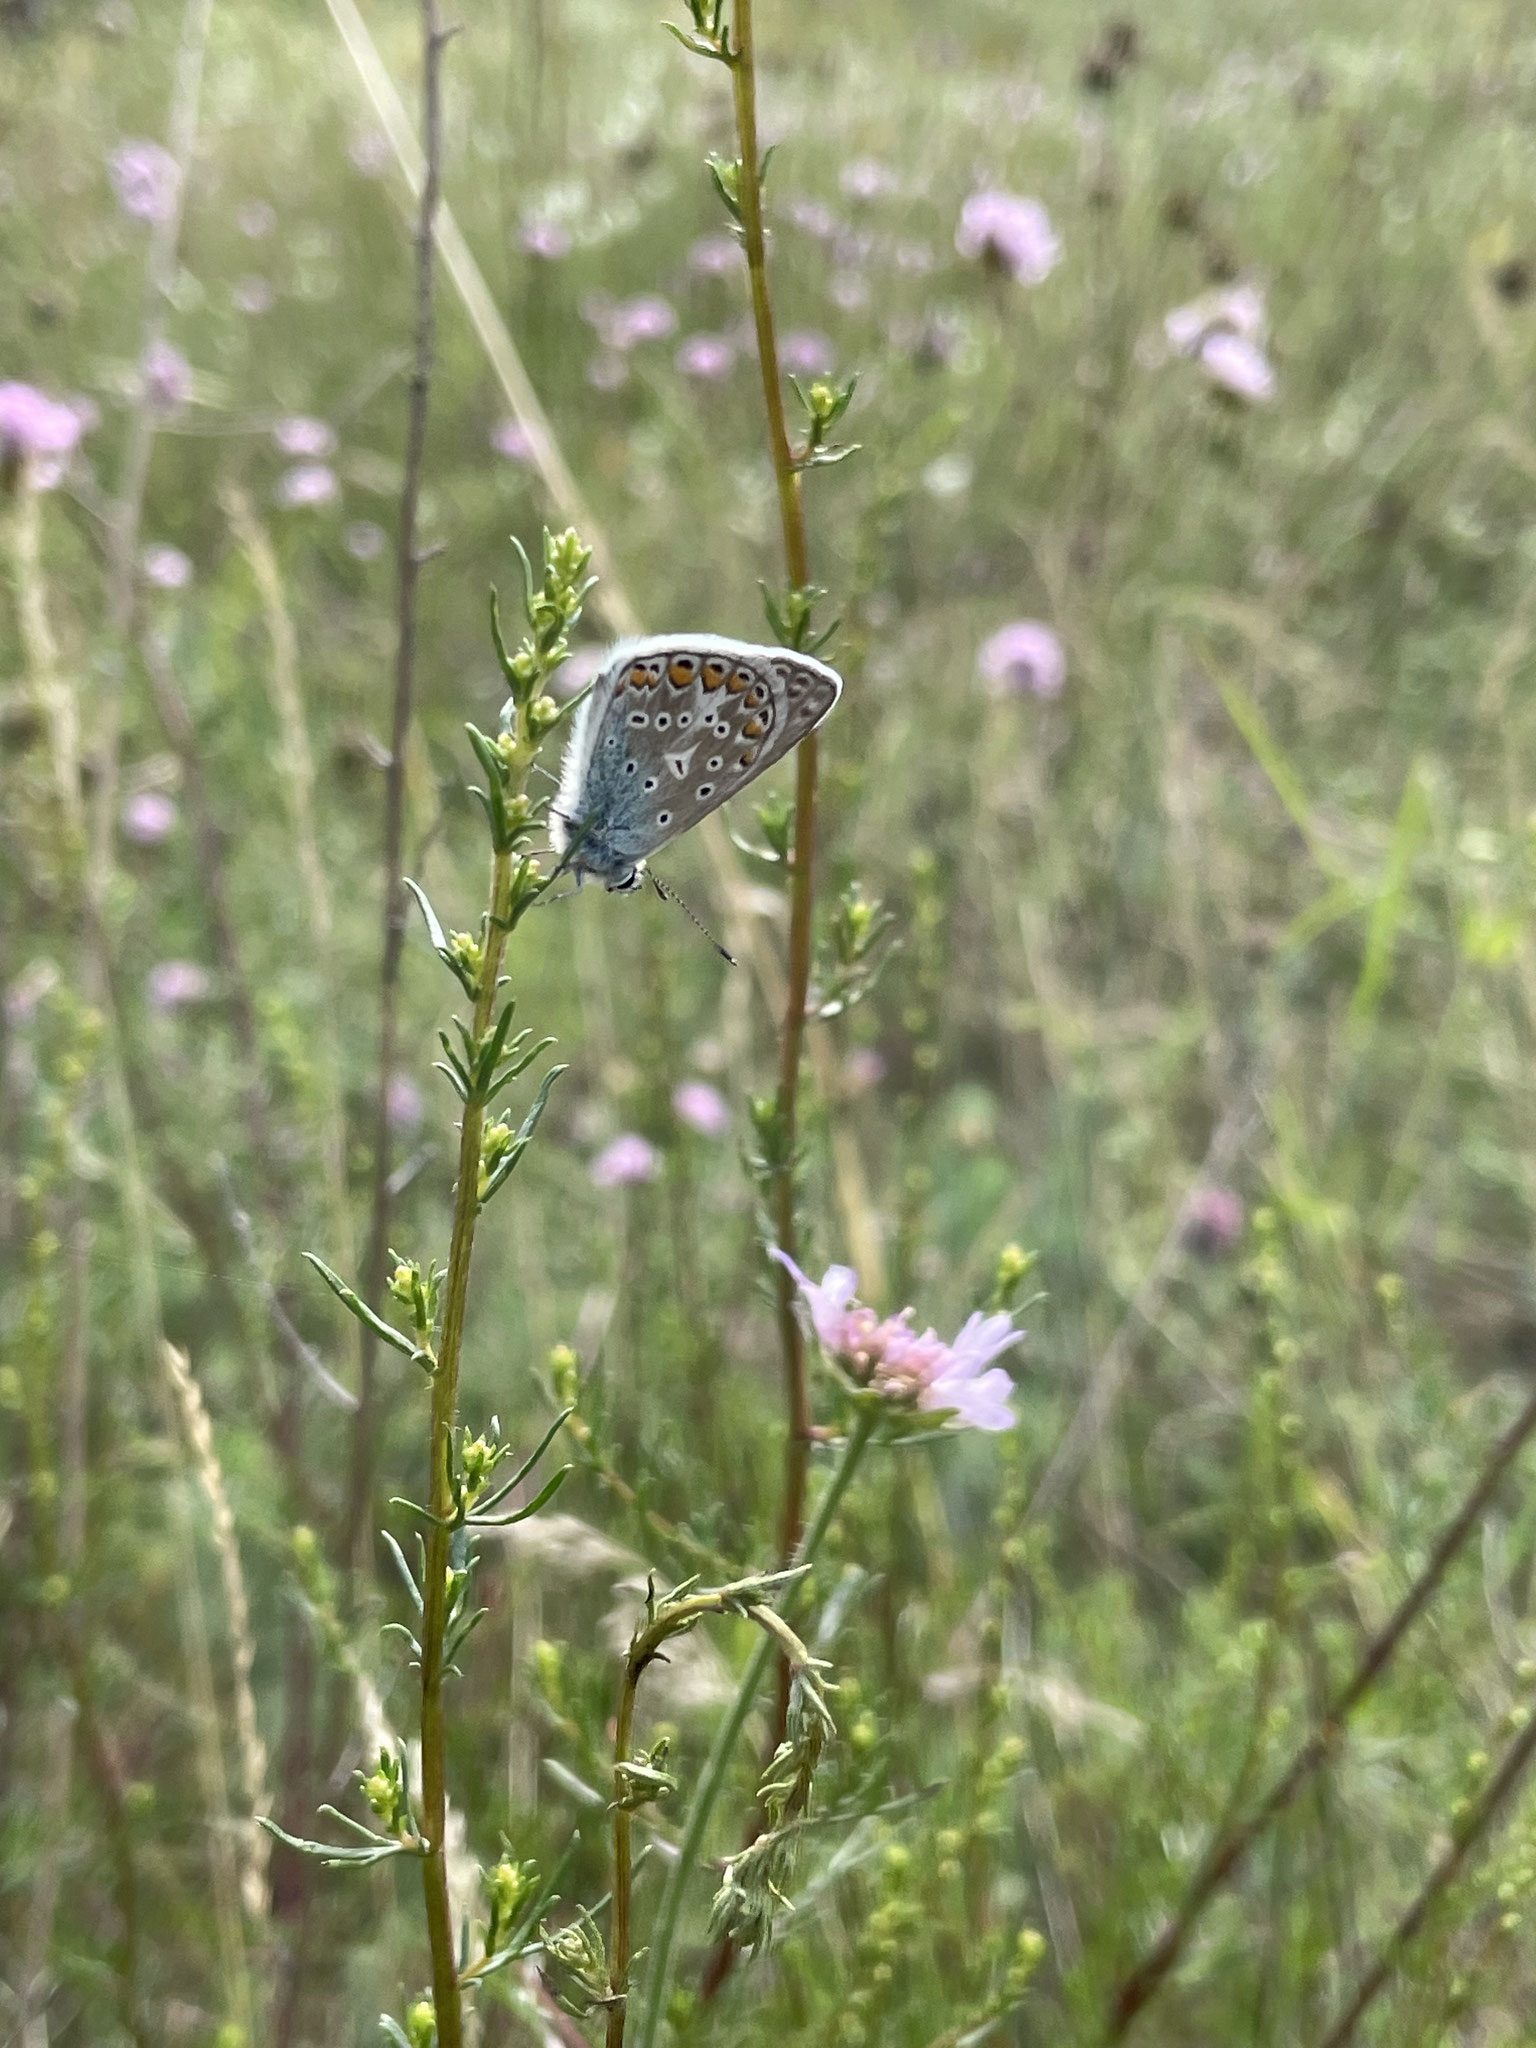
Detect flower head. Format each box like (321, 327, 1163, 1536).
(1198, 330, 1276, 404)
(688, 233, 743, 275)
(956, 192, 1060, 284)
(142, 544, 193, 590)
(273, 415, 336, 459)
(147, 960, 211, 1010)
(673, 1080, 729, 1138)
(978, 620, 1066, 700)
(591, 1133, 660, 1189)
(779, 329, 835, 378)
(233, 275, 275, 316)
(1164, 282, 1266, 357)
(676, 332, 735, 381)
(109, 140, 180, 223)
(1181, 1185, 1245, 1258)
(842, 158, 898, 201)
(605, 295, 678, 352)
(275, 462, 338, 509)
(142, 340, 193, 412)
(122, 791, 177, 845)
(385, 1073, 425, 1134)
(491, 417, 535, 463)
(772, 1249, 1020, 1431)
(0, 383, 86, 486)
(521, 218, 572, 260)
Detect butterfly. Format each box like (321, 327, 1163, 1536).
(549, 634, 843, 892)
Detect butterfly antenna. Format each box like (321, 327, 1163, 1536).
(650, 871, 736, 966)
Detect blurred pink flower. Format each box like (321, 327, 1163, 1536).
(1199, 330, 1276, 403)
(591, 1133, 660, 1188)
(275, 463, 338, 509)
(386, 1073, 424, 1133)
(676, 332, 734, 381)
(491, 417, 536, 463)
(122, 791, 177, 845)
(956, 191, 1060, 284)
(1164, 283, 1266, 357)
(779, 329, 835, 377)
(147, 960, 211, 1010)
(688, 233, 743, 274)
(788, 198, 839, 240)
(522, 218, 572, 260)
(345, 521, 386, 560)
(0, 383, 86, 486)
(142, 544, 192, 589)
(142, 339, 193, 411)
(843, 1047, 886, 1095)
(109, 140, 180, 223)
(842, 158, 898, 201)
(273, 415, 336, 458)
(233, 276, 275, 315)
(673, 1080, 729, 1138)
(237, 199, 276, 238)
(606, 295, 678, 351)
(1181, 1185, 1245, 1258)
(349, 131, 391, 177)
(772, 1250, 1020, 1432)
(978, 620, 1066, 700)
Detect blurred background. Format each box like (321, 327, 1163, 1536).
(7, 0, 1536, 2043)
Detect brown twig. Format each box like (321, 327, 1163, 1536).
(1108, 1365, 1536, 2040)
(347, 0, 452, 1595)
(1310, 1706, 1536, 2048)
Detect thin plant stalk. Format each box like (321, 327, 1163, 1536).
(634, 1409, 877, 2048)
(350, 0, 451, 1592)
(729, 0, 821, 1574)
(1108, 1365, 1536, 2040)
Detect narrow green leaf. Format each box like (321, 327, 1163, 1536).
(381, 1529, 424, 1613)
(304, 1254, 413, 1357)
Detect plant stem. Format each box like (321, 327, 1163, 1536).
(635, 1410, 876, 2048)
(730, 0, 820, 1579)
(1108, 1364, 1536, 2040)
(608, 1666, 640, 2048)
(350, 0, 450, 1594)
(418, 846, 516, 2048)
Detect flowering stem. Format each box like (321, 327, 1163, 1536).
(350, 0, 451, 1594)
(418, 843, 517, 2048)
(634, 1409, 877, 2048)
(731, 0, 819, 1629)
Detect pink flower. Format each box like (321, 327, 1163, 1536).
(109, 140, 180, 223)
(1181, 1185, 1245, 1258)
(522, 218, 572, 260)
(956, 191, 1060, 284)
(688, 233, 743, 274)
(0, 384, 86, 486)
(788, 198, 839, 240)
(345, 520, 386, 561)
(772, 1250, 1020, 1432)
(142, 339, 193, 411)
(386, 1073, 424, 1133)
(237, 200, 276, 239)
(233, 276, 275, 316)
(122, 791, 177, 844)
(977, 621, 1066, 700)
(591, 1133, 660, 1188)
(842, 158, 898, 201)
(273, 415, 336, 458)
(491, 417, 536, 463)
(779, 329, 835, 377)
(606, 295, 678, 351)
(147, 960, 211, 1010)
(142, 544, 192, 590)
(1164, 283, 1266, 357)
(1199, 330, 1276, 403)
(673, 1081, 729, 1138)
(275, 463, 338, 509)
(676, 332, 734, 381)
(843, 1048, 886, 1095)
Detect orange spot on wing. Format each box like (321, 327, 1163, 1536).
(669, 656, 698, 686)
(728, 667, 753, 693)
(742, 715, 765, 739)
(738, 746, 758, 767)
(702, 658, 729, 690)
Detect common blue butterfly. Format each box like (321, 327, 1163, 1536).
(550, 634, 843, 892)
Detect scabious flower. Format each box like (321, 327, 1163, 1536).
(385, 1073, 424, 1134)
(1164, 282, 1265, 356)
(779, 329, 835, 377)
(275, 462, 338, 509)
(606, 295, 678, 351)
(1181, 1185, 1245, 1258)
(688, 233, 742, 275)
(147, 960, 211, 1009)
(142, 544, 192, 590)
(0, 383, 87, 486)
(142, 339, 193, 411)
(675, 332, 734, 381)
(590, 1133, 659, 1189)
(1198, 330, 1276, 403)
(956, 191, 1060, 284)
(673, 1080, 729, 1138)
(772, 1250, 1019, 1431)
(122, 791, 177, 845)
(978, 620, 1066, 700)
(109, 140, 180, 224)
(491, 417, 535, 463)
(521, 218, 572, 260)
(273, 415, 336, 458)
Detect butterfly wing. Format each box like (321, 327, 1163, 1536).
(553, 636, 842, 885)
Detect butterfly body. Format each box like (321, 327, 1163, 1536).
(550, 634, 842, 891)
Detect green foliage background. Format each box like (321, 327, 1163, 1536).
(6, 0, 1536, 2044)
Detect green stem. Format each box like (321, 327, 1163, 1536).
(418, 846, 515, 2048)
(730, 0, 820, 1571)
(634, 1410, 877, 2048)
